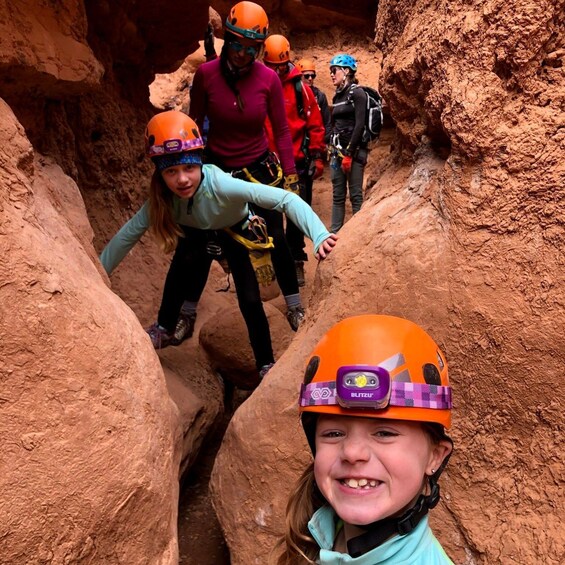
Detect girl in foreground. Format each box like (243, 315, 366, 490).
(276, 314, 454, 563)
(100, 111, 337, 379)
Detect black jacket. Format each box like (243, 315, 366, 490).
(330, 84, 367, 156)
(311, 85, 332, 145)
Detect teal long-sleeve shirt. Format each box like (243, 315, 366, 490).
(99, 164, 332, 275)
(308, 506, 454, 565)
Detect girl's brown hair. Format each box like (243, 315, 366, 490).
(272, 462, 325, 565)
(148, 169, 183, 253)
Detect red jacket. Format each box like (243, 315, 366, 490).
(265, 66, 325, 162)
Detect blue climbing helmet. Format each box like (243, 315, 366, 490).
(329, 53, 357, 72)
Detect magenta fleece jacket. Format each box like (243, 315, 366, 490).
(189, 58, 296, 175)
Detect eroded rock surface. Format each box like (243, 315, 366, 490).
(0, 100, 182, 563)
(0, 1, 214, 562)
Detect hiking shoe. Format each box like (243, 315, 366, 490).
(286, 306, 305, 332)
(259, 362, 275, 379)
(146, 323, 176, 350)
(295, 261, 305, 287)
(173, 312, 196, 344)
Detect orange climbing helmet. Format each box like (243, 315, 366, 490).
(145, 110, 204, 170)
(299, 315, 452, 445)
(225, 1, 269, 41)
(296, 58, 316, 74)
(263, 34, 291, 64)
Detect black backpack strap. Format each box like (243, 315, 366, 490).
(346, 83, 358, 105)
(293, 76, 306, 119)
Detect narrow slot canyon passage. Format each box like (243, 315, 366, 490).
(149, 17, 390, 562)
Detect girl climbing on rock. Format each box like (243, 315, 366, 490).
(190, 1, 308, 331)
(99, 111, 337, 380)
(275, 314, 454, 564)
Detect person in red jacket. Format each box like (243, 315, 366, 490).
(263, 34, 326, 287)
(296, 58, 332, 145)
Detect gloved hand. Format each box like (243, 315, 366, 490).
(341, 155, 353, 174)
(283, 173, 300, 194)
(204, 23, 216, 60)
(313, 158, 324, 179)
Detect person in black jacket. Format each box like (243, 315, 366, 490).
(327, 53, 368, 233)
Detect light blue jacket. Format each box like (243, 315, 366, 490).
(308, 506, 454, 565)
(99, 164, 331, 275)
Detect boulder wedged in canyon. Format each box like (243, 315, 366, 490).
(159, 345, 226, 478)
(199, 303, 294, 389)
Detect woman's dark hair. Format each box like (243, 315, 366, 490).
(219, 31, 251, 111)
(347, 69, 359, 84)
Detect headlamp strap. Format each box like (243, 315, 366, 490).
(346, 482, 440, 558)
(225, 21, 266, 41)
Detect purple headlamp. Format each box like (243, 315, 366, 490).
(147, 136, 204, 157)
(336, 365, 391, 409)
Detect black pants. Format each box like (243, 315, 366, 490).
(285, 170, 313, 262)
(158, 226, 274, 369)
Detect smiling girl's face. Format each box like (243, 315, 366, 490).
(314, 416, 451, 526)
(161, 163, 202, 199)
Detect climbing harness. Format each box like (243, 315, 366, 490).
(234, 151, 283, 186)
(328, 132, 345, 170)
(225, 155, 281, 286)
(224, 213, 275, 287)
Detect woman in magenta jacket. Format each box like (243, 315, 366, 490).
(187, 1, 307, 333)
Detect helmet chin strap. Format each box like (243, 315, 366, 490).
(346, 478, 441, 557)
(226, 57, 255, 75)
(220, 48, 257, 111)
(346, 448, 452, 558)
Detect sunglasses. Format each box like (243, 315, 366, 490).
(228, 41, 259, 57)
(329, 67, 342, 75)
(265, 61, 289, 71)
(303, 73, 316, 79)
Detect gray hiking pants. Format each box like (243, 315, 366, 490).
(330, 148, 367, 232)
